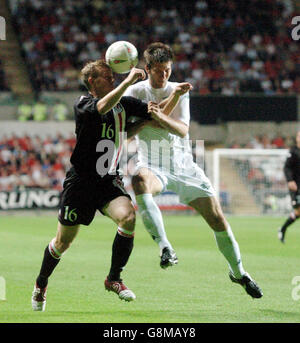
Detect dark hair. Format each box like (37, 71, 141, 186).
(143, 42, 174, 69)
(81, 59, 111, 90)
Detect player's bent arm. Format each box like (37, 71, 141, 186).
(159, 82, 193, 116)
(97, 68, 146, 114)
(149, 104, 189, 138)
(159, 92, 180, 116)
(158, 116, 189, 138)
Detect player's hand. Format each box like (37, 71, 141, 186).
(126, 67, 146, 85)
(174, 82, 193, 95)
(148, 101, 162, 121)
(288, 181, 298, 192)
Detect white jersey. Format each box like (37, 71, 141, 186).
(124, 80, 193, 173)
(124, 79, 215, 203)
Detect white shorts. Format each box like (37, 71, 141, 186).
(136, 161, 216, 205)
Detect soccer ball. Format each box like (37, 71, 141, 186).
(105, 41, 138, 74)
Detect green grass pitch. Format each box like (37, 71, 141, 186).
(1, 214, 300, 323)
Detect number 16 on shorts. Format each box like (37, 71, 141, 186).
(64, 206, 78, 223)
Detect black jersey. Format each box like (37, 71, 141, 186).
(284, 146, 300, 185)
(70, 93, 149, 176)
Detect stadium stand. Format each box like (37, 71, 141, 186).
(233, 153, 289, 213)
(0, 0, 299, 214)
(224, 131, 295, 213)
(0, 0, 33, 97)
(0, 133, 75, 191)
(7, 0, 300, 95)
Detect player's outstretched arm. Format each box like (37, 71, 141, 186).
(159, 82, 193, 116)
(97, 68, 146, 114)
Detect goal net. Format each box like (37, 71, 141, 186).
(209, 149, 291, 216)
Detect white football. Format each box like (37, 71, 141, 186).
(105, 41, 138, 74)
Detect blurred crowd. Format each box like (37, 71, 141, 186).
(0, 133, 75, 191)
(8, 0, 300, 95)
(229, 134, 294, 149)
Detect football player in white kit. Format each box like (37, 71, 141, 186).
(124, 43, 263, 298)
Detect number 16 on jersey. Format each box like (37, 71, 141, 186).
(101, 123, 115, 139)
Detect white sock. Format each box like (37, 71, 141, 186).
(214, 225, 246, 279)
(48, 238, 62, 259)
(136, 193, 173, 251)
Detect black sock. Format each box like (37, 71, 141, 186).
(36, 245, 61, 289)
(281, 214, 298, 234)
(108, 232, 134, 282)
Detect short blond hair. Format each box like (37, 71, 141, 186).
(81, 59, 110, 90)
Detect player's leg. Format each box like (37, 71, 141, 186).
(189, 196, 263, 298)
(36, 222, 80, 288)
(32, 223, 80, 311)
(189, 196, 246, 277)
(101, 195, 136, 301)
(132, 167, 177, 268)
(278, 192, 300, 243)
(32, 167, 96, 310)
(278, 208, 300, 243)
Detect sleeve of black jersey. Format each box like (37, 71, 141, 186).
(74, 95, 100, 120)
(121, 96, 151, 119)
(284, 149, 295, 182)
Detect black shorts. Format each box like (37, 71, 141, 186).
(58, 167, 131, 226)
(289, 189, 300, 208)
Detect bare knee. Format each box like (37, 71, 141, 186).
(132, 170, 162, 195)
(54, 224, 79, 253)
(54, 236, 72, 253)
(118, 209, 136, 232)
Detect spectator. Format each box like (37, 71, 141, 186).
(272, 135, 286, 148)
(32, 100, 48, 121)
(17, 101, 33, 121)
(249, 135, 264, 149)
(261, 134, 273, 149)
(52, 99, 69, 121)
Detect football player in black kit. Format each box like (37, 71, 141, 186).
(278, 131, 300, 243)
(31, 59, 192, 310)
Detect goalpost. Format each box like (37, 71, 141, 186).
(211, 149, 290, 215)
